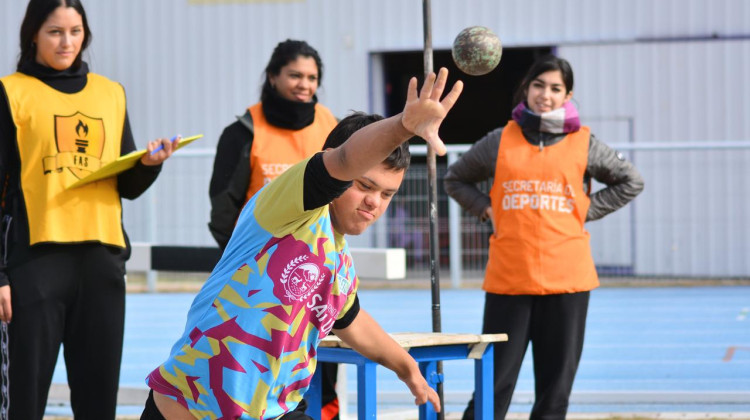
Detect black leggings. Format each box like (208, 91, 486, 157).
(142, 390, 314, 420)
(140, 390, 165, 420)
(462, 291, 590, 420)
(6, 244, 127, 420)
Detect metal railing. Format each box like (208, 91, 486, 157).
(127, 140, 750, 289)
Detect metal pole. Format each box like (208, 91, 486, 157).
(422, 1, 444, 418)
(146, 188, 158, 292)
(447, 151, 462, 288)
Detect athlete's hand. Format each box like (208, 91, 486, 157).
(401, 370, 441, 413)
(401, 67, 463, 156)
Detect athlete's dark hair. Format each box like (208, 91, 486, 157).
(18, 0, 92, 71)
(322, 112, 410, 172)
(261, 39, 324, 102)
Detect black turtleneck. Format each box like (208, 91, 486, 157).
(17, 60, 90, 93)
(207, 84, 349, 249)
(261, 84, 317, 130)
(208, 85, 320, 198)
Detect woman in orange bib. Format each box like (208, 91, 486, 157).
(444, 55, 644, 420)
(208, 39, 338, 250)
(208, 39, 340, 420)
(0, 1, 175, 418)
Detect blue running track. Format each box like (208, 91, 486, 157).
(47, 286, 750, 417)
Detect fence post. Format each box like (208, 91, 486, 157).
(146, 188, 158, 292)
(447, 151, 462, 288)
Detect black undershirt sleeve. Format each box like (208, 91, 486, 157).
(120, 112, 136, 155)
(332, 295, 360, 330)
(207, 121, 253, 249)
(0, 83, 14, 177)
(0, 84, 13, 287)
(117, 112, 162, 200)
(303, 152, 352, 211)
(209, 121, 252, 198)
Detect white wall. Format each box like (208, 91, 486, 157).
(4, 0, 748, 144)
(561, 40, 750, 277)
(2, 0, 749, 276)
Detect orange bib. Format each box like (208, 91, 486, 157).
(246, 103, 337, 200)
(485, 121, 598, 295)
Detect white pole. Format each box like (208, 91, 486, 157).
(447, 150, 462, 288)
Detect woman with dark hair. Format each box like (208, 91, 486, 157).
(0, 0, 175, 418)
(208, 39, 338, 250)
(444, 55, 644, 420)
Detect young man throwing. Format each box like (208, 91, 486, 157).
(142, 68, 463, 419)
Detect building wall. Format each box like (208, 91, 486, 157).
(4, 0, 748, 142)
(560, 41, 750, 277)
(1, 0, 748, 276)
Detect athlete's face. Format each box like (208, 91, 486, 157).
(330, 164, 405, 236)
(34, 6, 84, 71)
(269, 56, 319, 103)
(525, 70, 573, 114)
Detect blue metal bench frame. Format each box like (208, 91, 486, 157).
(306, 333, 506, 420)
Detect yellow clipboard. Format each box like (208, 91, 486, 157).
(67, 134, 203, 189)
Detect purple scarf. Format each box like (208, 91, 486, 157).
(511, 101, 581, 134)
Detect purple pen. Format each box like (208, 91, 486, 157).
(149, 135, 179, 155)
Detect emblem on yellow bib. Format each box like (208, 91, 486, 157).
(43, 112, 105, 178)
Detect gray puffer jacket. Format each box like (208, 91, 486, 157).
(443, 125, 644, 222)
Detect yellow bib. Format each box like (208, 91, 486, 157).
(1, 72, 127, 247)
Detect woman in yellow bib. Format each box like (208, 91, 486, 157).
(444, 55, 644, 420)
(0, 0, 175, 418)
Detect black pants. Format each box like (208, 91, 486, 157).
(4, 244, 127, 420)
(462, 291, 590, 420)
(141, 390, 314, 420)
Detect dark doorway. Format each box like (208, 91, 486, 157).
(378, 46, 553, 273)
(380, 46, 553, 144)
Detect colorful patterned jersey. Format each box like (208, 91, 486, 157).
(147, 157, 359, 419)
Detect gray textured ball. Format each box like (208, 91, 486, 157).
(451, 26, 503, 76)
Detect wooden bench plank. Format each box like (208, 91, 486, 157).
(320, 332, 507, 349)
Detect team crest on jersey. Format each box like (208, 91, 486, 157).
(280, 256, 325, 302)
(260, 235, 331, 305)
(43, 112, 105, 178)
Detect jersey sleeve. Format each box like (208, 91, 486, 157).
(333, 293, 360, 329)
(253, 156, 323, 236)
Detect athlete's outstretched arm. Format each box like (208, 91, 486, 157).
(323, 67, 462, 182)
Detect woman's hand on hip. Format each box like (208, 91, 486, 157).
(484, 206, 496, 233)
(0, 285, 12, 323)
